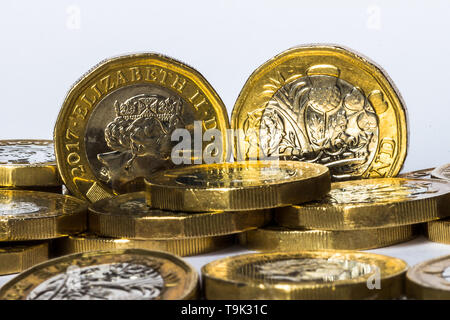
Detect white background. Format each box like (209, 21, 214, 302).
(1, 0, 450, 291)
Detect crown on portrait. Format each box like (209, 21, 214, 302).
(114, 94, 182, 121)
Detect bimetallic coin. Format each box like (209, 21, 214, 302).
(55, 53, 230, 202)
(426, 219, 450, 244)
(231, 45, 408, 181)
(275, 178, 450, 230)
(202, 251, 407, 300)
(145, 160, 330, 212)
(89, 192, 271, 239)
(431, 163, 450, 180)
(53, 233, 235, 257)
(406, 254, 450, 299)
(0, 242, 49, 276)
(0, 249, 198, 300)
(0, 190, 87, 241)
(398, 167, 434, 180)
(239, 225, 418, 251)
(0, 140, 61, 187)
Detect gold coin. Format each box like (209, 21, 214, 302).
(398, 167, 434, 180)
(231, 45, 407, 181)
(202, 251, 407, 299)
(0, 242, 49, 276)
(239, 224, 418, 251)
(54, 53, 230, 202)
(431, 163, 450, 180)
(89, 192, 271, 239)
(145, 160, 330, 211)
(0, 186, 63, 194)
(406, 254, 450, 299)
(0, 140, 61, 187)
(275, 178, 450, 230)
(53, 232, 235, 257)
(426, 218, 450, 244)
(0, 249, 198, 300)
(0, 190, 87, 241)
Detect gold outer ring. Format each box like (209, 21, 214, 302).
(426, 219, 450, 244)
(275, 178, 450, 230)
(0, 190, 88, 241)
(0, 249, 199, 300)
(0, 140, 61, 187)
(145, 160, 330, 212)
(53, 233, 236, 257)
(0, 242, 49, 276)
(239, 225, 418, 251)
(89, 192, 272, 239)
(202, 251, 408, 300)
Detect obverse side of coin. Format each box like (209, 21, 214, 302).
(426, 219, 450, 244)
(431, 163, 450, 180)
(398, 167, 434, 180)
(54, 233, 235, 257)
(0, 140, 60, 187)
(0, 249, 198, 300)
(0, 242, 49, 275)
(145, 160, 330, 211)
(406, 254, 450, 299)
(231, 45, 408, 181)
(89, 192, 271, 239)
(239, 225, 418, 251)
(275, 178, 450, 230)
(55, 53, 230, 202)
(0, 190, 87, 241)
(202, 251, 407, 300)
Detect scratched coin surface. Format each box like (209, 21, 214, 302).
(431, 163, 450, 180)
(145, 160, 330, 211)
(0, 190, 87, 241)
(0, 249, 198, 300)
(275, 178, 450, 230)
(202, 251, 407, 299)
(231, 45, 408, 180)
(0, 140, 60, 187)
(55, 53, 229, 202)
(406, 254, 450, 299)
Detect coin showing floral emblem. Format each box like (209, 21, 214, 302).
(232, 45, 408, 180)
(55, 53, 229, 202)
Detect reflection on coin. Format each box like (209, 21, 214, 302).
(145, 160, 330, 211)
(55, 53, 230, 202)
(431, 163, 450, 180)
(239, 224, 418, 251)
(275, 178, 450, 230)
(398, 167, 434, 180)
(89, 192, 271, 239)
(0, 249, 198, 300)
(202, 251, 407, 299)
(53, 232, 235, 257)
(0, 140, 61, 187)
(0, 190, 87, 241)
(231, 45, 408, 181)
(406, 254, 450, 299)
(0, 242, 49, 275)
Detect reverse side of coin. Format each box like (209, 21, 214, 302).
(0, 249, 199, 300)
(231, 45, 408, 181)
(55, 53, 230, 202)
(431, 163, 450, 180)
(398, 167, 434, 180)
(0, 140, 61, 187)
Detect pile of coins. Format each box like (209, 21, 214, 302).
(1, 44, 450, 300)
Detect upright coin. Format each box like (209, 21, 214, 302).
(406, 254, 450, 299)
(0, 140, 60, 187)
(0, 190, 87, 241)
(431, 163, 450, 180)
(232, 45, 408, 180)
(0, 249, 198, 300)
(275, 178, 450, 230)
(398, 167, 434, 179)
(202, 251, 407, 299)
(55, 53, 230, 202)
(89, 192, 271, 239)
(145, 160, 330, 211)
(0, 242, 49, 275)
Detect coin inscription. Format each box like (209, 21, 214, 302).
(0, 141, 54, 165)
